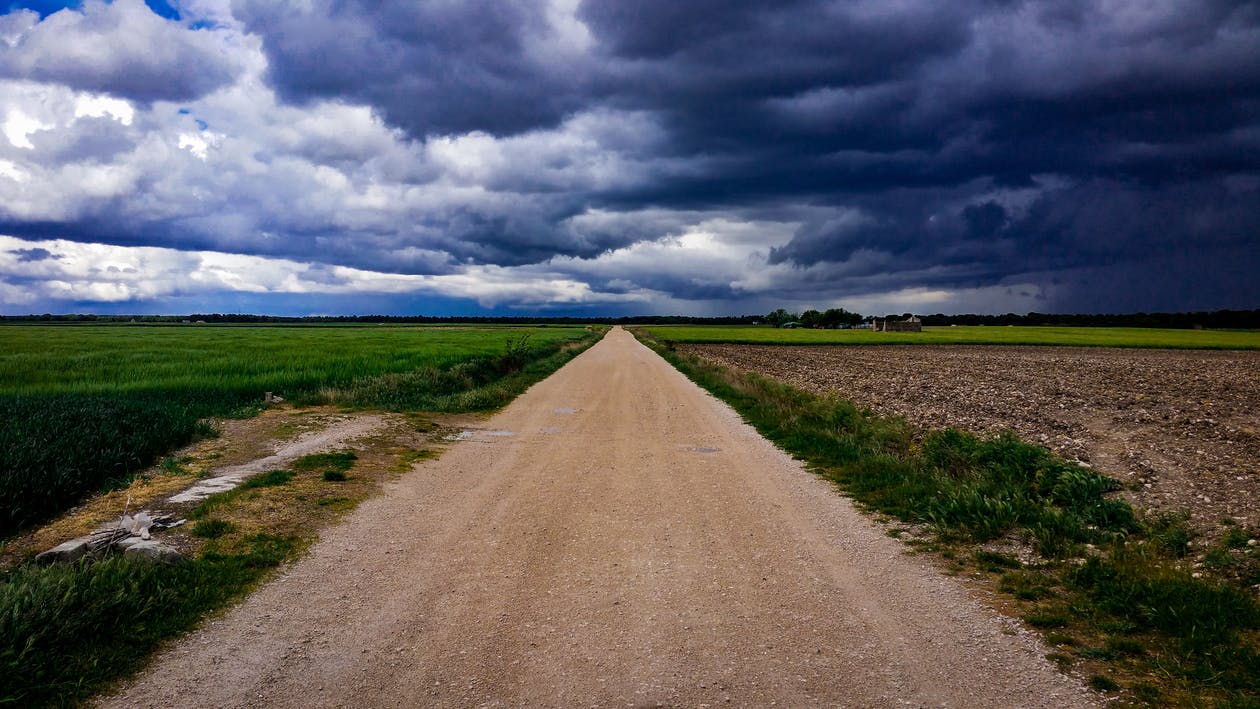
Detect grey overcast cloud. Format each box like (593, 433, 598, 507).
(0, 0, 1257, 316)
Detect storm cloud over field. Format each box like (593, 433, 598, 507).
(1, 0, 1257, 315)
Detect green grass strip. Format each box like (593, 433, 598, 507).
(0, 535, 298, 706)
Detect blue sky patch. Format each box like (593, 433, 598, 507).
(4, 0, 82, 18)
(3, 0, 177, 20)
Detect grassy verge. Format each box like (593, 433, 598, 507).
(642, 325, 1260, 349)
(0, 330, 604, 706)
(0, 326, 600, 537)
(0, 535, 297, 706)
(636, 331, 1259, 707)
(327, 332, 601, 412)
(3, 443, 407, 704)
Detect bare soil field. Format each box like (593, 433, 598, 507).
(683, 344, 1260, 539)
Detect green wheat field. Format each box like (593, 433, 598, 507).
(0, 324, 595, 536)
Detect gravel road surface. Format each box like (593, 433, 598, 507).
(102, 328, 1094, 708)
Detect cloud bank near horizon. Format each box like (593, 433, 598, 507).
(0, 0, 1257, 315)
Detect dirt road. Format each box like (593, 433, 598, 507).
(103, 328, 1094, 708)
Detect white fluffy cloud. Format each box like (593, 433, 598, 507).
(0, 40, 684, 269)
(0, 235, 641, 308)
(0, 0, 245, 101)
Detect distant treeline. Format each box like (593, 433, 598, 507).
(0, 308, 1257, 328)
(0, 313, 762, 326)
(914, 309, 1260, 329)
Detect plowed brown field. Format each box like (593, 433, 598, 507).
(682, 344, 1260, 539)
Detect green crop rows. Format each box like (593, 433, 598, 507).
(0, 325, 595, 536)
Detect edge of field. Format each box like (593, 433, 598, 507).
(642, 325, 1260, 350)
(0, 327, 606, 707)
(631, 328, 1260, 709)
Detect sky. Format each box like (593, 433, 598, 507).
(0, 0, 1257, 317)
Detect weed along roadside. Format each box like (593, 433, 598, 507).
(0, 326, 605, 707)
(632, 329, 1260, 708)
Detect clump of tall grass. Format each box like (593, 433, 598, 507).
(285, 451, 354, 482)
(0, 534, 298, 706)
(337, 332, 557, 411)
(0, 393, 212, 537)
(291, 451, 356, 475)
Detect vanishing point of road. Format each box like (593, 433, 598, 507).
(104, 328, 1095, 708)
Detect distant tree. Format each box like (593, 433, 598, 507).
(800, 309, 822, 328)
(765, 308, 798, 326)
(820, 307, 863, 328)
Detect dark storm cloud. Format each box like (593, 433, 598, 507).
(8, 246, 60, 262)
(770, 176, 1260, 296)
(3, 0, 1258, 312)
(244, 0, 1258, 222)
(232, 0, 586, 136)
(579, 0, 970, 155)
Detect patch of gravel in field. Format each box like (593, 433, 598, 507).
(684, 344, 1260, 537)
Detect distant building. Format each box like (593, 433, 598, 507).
(874, 315, 922, 332)
(780, 321, 803, 329)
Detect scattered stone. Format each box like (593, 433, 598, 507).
(113, 536, 146, 551)
(122, 540, 183, 564)
(169, 474, 246, 504)
(36, 537, 92, 564)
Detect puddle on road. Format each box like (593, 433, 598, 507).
(540, 427, 561, 434)
(444, 431, 474, 441)
(686, 446, 721, 454)
(553, 408, 579, 414)
(486, 430, 515, 437)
